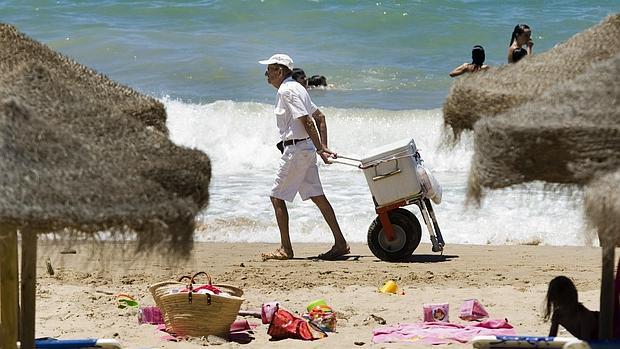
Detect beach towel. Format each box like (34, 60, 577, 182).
(372, 318, 516, 345)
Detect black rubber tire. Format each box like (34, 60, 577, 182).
(367, 208, 422, 262)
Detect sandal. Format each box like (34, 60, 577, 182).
(317, 245, 350, 260)
(261, 248, 293, 261)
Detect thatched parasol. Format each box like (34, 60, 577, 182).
(0, 98, 202, 349)
(0, 62, 211, 211)
(466, 51, 620, 338)
(0, 24, 212, 209)
(586, 170, 620, 248)
(468, 53, 620, 200)
(443, 13, 620, 140)
(585, 169, 620, 339)
(0, 23, 167, 133)
(0, 24, 213, 348)
(0, 98, 199, 248)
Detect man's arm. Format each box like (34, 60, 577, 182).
(311, 109, 328, 148)
(300, 115, 336, 164)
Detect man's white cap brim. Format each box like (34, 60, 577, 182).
(258, 53, 294, 70)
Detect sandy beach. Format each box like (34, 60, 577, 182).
(33, 241, 608, 348)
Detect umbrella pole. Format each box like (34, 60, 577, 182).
(20, 230, 37, 349)
(599, 243, 615, 339)
(0, 226, 19, 349)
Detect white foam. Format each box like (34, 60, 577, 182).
(164, 98, 593, 247)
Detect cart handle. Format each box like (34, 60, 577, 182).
(330, 155, 377, 169)
(332, 149, 424, 170)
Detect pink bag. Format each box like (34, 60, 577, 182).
(459, 299, 489, 321)
(423, 303, 449, 322)
(261, 301, 280, 324)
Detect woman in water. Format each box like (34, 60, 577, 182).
(508, 24, 533, 63)
(512, 47, 528, 63)
(449, 45, 489, 77)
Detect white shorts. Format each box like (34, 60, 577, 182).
(270, 139, 324, 202)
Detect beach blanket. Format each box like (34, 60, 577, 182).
(372, 318, 516, 345)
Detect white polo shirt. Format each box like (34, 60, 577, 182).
(274, 77, 318, 141)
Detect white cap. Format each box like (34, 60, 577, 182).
(258, 54, 294, 70)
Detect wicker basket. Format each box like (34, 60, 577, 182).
(149, 272, 244, 337)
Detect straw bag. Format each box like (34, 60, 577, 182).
(149, 271, 244, 337)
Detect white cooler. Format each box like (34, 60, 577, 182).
(361, 138, 422, 206)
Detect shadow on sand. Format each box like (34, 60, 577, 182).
(297, 254, 458, 263)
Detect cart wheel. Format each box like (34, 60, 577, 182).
(367, 208, 422, 262)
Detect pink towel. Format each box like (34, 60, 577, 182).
(372, 318, 516, 345)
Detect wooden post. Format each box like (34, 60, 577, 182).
(599, 243, 615, 339)
(0, 226, 19, 349)
(20, 231, 37, 349)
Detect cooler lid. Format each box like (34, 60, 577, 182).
(361, 138, 417, 164)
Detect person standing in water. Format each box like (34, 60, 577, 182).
(511, 47, 528, 63)
(292, 68, 308, 88)
(259, 53, 349, 261)
(449, 45, 490, 77)
(508, 24, 534, 63)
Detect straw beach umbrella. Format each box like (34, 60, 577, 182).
(0, 98, 201, 349)
(468, 52, 620, 338)
(1, 62, 212, 211)
(0, 23, 168, 133)
(0, 24, 212, 348)
(443, 13, 620, 140)
(469, 53, 620, 200)
(0, 23, 211, 207)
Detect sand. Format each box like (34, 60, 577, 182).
(33, 241, 609, 348)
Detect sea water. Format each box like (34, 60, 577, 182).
(3, 1, 618, 246)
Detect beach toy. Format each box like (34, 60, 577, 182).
(261, 301, 280, 324)
(309, 305, 333, 319)
(308, 310, 337, 332)
(116, 293, 139, 308)
(302, 303, 337, 333)
(379, 280, 398, 294)
(423, 303, 449, 322)
(306, 299, 328, 312)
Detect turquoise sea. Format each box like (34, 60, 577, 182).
(3, 1, 619, 246)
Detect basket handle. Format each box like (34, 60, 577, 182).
(191, 271, 213, 286)
(178, 275, 192, 283)
(176, 272, 213, 304)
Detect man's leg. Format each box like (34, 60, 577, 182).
(262, 196, 294, 260)
(310, 195, 349, 258)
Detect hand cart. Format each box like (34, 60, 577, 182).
(333, 138, 445, 262)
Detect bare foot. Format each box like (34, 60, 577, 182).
(317, 244, 350, 260)
(261, 248, 293, 261)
